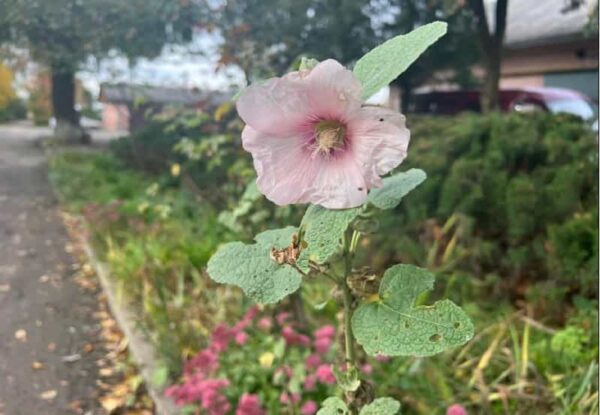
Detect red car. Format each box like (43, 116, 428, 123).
(410, 87, 597, 122)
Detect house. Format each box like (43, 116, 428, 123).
(500, 0, 599, 101)
(99, 83, 231, 133)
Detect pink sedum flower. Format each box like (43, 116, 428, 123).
(314, 336, 333, 354)
(315, 364, 336, 384)
(314, 325, 336, 339)
(360, 364, 373, 375)
(236, 59, 410, 209)
(447, 404, 468, 415)
(305, 354, 321, 370)
(257, 317, 272, 331)
(235, 331, 248, 345)
(236, 393, 265, 415)
(303, 374, 317, 391)
(301, 400, 319, 415)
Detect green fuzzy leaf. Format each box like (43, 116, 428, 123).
(207, 227, 302, 304)
(360, 397, 401, 415)
(353, 21, 447, 100)
(297, 205, 363, 272)
(317, 397, 349, 415)
(368, 169, 427, 210)
(352, 264, 473, 356)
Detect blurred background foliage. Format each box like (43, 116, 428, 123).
(49, 102, 598, 413)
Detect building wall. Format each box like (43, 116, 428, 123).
(501, 38, 599, 99)
(502, 39, 598, 76)
(102, 104, 129, 132)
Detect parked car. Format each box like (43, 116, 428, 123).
(410, 87, 598, 125)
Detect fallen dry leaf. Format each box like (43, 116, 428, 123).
(39, 390, 57, 400)
(47, 342, 56, 351)
(83, 343, 94, 353)
(99, 367, 113, 377)
(14, 329, 27, 342)
(61, 353, 81, 363)
(32, 361, 44, 370)
(39, 274, 50, 283)
(99, 395, 123, 413)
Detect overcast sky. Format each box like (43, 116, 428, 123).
(77, 30, 246, 97)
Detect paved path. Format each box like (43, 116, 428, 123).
(0, 123, 106, 415)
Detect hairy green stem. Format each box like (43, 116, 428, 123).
(341, 231, 358, 414)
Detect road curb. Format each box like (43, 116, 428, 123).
(80, 233, 180, 415)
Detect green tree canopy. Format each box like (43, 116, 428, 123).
(0, 0, 202, 140)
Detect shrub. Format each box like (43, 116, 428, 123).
(0, 98, 27, 122)
(366, 113, 598, 304)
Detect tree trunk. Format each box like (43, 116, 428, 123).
(468, 0, 508, 112)
(51, 68, 89, 144)
(481, 46, 502, 112)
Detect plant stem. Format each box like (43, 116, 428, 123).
(341, 274, 356, 368)
(341, 230, 358, 369)
(341, 230, 359, 414)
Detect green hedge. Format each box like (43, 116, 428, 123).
(371, 112, 598, 302)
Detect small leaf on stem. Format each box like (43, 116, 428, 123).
(352, 264, 474, 356)
(368, 169, 426, 210)
(207, 227, 302, 304)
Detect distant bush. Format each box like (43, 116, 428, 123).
(28, 88, 52, 125)
(0, 98, 27, 122)
(367, 113, 598, 305)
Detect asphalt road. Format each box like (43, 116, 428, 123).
(0, 123, 105, 415)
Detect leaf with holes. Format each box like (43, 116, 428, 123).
(353, 21, 448, 100)
(359, 397, 401, 415)
(317, 397, 349, 415)
(368, 169, 426, 210)
(297, 205, 363, 272)
(207, 227, 302, 304)
(352, 264, 473, 356)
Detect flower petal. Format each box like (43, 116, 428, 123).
(236, 77, 310, 136)
(308, 156, 368, 209)
(348, 106, 410, 187)
(242, 126, 318, 205)
(242, 126, 368, 208)
(304, 59, 363, 119)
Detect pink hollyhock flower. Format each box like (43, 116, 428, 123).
(236, 59, 410, 209)
(305, 354, 321, 370)
(314, 325, 335, 339)
(447, 404, 468, 415)
(315, 364, 336, 384)
(236, 393, 265, 415)
(301, 400, 318, 415)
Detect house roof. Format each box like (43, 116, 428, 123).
(99, 83, 232, 106)
(501, 0, 598, 48)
